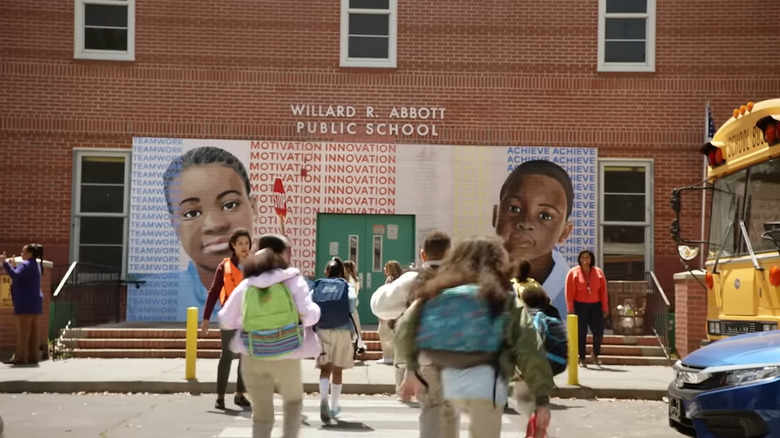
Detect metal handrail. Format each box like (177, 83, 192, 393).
(649, 271, 671, 307)
(647, 271, 674, 365)
(53, 262, 78, 298)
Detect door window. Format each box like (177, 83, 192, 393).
(599, 161, 653, 280)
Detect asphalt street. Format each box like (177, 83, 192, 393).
(0, 393, 683, 437)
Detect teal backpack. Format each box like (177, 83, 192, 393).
(415, 284, 506, 355)
(240, 283, 302, 358)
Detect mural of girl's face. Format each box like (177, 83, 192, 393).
(169, 164, 255, 272)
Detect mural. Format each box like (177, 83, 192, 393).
(128, 138, 597, 321)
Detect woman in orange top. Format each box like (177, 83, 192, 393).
(202, 228, 252, 410)
(565, 250, 608, 368)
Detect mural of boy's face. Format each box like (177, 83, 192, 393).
(169, 163, 256, 272)
(493, 174, 574, 264)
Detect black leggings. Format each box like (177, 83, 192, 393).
(217, 329, 245, 396)
(574, 301, 604, 359)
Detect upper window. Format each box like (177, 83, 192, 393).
(597, 0, 655, 72)
(340, 0, 397, 68)
(74, 0, 135, 61)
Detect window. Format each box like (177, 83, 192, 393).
(71, 150, 130, 275)
(74, 0, 135, 61)
(599, 161, 653, 280)
(340, 0, 397, 68)
(597, 0, 655, 72)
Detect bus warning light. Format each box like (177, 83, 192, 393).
(769, 266, 780, 287)
(705, 272, 714, 289)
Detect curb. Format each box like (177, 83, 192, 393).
(0, 381, 397, 396)
(553, 386, 667, 401)
(0, 381, 665, 400)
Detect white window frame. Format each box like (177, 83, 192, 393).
(597, 159, 654, 274)
(74, 0, 135, 61)
(340, 0, 397, 68)
(70, 149, 131, 277)
(597, 0, 655, 73)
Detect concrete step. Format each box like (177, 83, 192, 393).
(585, 344, 666, 357)
(587, 335, 660, 347)
(72, 338, 223, 350)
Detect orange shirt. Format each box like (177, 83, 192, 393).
(565, 266, 608, 313)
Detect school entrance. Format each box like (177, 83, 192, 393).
(315, 214, 416, 325)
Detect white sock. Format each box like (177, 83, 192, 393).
(319, 379, 330, 402)
(331, 383, 342, 408)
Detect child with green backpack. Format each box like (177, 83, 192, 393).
(218, 234, 321, 438)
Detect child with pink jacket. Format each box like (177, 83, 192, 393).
(219, 234, 320, 438)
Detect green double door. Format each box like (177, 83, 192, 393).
(315, 214, 416, 326)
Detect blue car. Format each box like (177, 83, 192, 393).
(668, 330, 780, 437)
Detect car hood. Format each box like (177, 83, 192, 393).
(683, 331, 780, 368)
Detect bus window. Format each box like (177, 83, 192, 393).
(744, 160, 780, 253)
(709, 169, 747, 258)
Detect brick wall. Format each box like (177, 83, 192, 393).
(1, 0, 779, 292)
(674, 271, 708, 358)
(0, 263, 52, 357)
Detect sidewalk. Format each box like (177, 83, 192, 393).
(0, 358, 672, 400)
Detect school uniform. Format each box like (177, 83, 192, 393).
(219, 268, 321, 438)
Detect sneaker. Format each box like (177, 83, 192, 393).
(329, 406, 342, 419)
(320, 400, 331, 423)
(375, 358, 393, 365)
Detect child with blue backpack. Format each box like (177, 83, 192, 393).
(218, 234, 321, 438)
(311, 257, 358, 423)
(394, 236, 555, 438)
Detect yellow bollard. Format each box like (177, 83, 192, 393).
(185, 306, 198, 380)
(567, 314, 579, 386)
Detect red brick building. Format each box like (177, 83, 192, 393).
(1, 1, 779, 342)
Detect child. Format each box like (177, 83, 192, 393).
(343, 260, 367, 355)
(518, 266, 568, 377)
(312, 257, 358, 423)
(493, 160, 575, 318)
(217, 234, 321, 438)
(394, 236, 555, 438)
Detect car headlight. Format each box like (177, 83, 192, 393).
(724, 366, 780, 386)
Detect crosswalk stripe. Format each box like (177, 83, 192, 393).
(217, 396, 521, 437)
(218, 428, 522, 438)
(231, 398, 512, 425)
(233, 410, 513, 425)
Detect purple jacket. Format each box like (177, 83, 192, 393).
(3, 259, 43, 315)
(218, 267, 321, 360)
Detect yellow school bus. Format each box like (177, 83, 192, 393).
(671, 98, 780, 342)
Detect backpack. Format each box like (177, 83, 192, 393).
(240, 283, 302, 359)
(415, 284, 506, 358)
(533, 311, 568, 376)
(312, 278, 353, 329)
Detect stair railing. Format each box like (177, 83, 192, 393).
(646, 271, 675, 366)
(49, 261, 123, 360)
